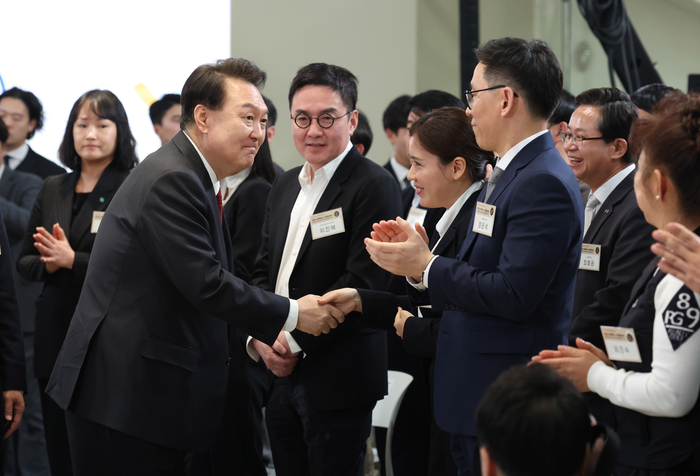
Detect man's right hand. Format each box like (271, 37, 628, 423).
(296, 294, 345, 336)
(253, 334, 299, 377)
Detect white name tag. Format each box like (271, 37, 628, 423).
(406, 207, 427, 227)
(579, 243, 602, 271)
(91, 211, 105, 234)
(310, 208, 345, 240)
(472, 202, 496, 237)
(601, 326, 642, 363)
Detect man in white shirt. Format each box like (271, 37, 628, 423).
(566, 87, 656, 426)
(364, 38, 583, 476)
(249, 62, 402, 476)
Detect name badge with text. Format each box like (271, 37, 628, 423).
(472, 202, 496, 237)
(601, 326, 642, 363)
(406, 207, 427, 227)
(579, 243, 602, 271)
(91, 211, 105, 234)
(310, 208, 345, 240)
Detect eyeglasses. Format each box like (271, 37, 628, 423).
(465, 85, 519, 109)
(291, 111, 351, 129)
(560, 131, 604, 148)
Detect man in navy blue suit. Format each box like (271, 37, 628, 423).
(365, 37, 583, 476)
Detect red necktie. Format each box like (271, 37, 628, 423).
(216, 189, 223, 224)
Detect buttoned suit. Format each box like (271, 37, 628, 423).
(45, 132, 291, 457)
(251, 146, 402, 474)
(409, 132, 583, 439)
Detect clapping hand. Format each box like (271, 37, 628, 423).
(33, 224, 75, 273)
(531, 338, 613, 392)
(652, 222, 700, 294)
(364, 217, 434, 280)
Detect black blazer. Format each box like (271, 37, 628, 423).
(568, 170, 656, 350)
(46, 132, 291, 453)
(0, 168, 43, 332)
(0, 214, 27, 394)
(252, 146, 403, 411)
(17, 163, 130, 378)
(15, 146, 65, 179)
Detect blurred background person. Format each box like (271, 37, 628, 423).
(17, 89, 137, 476)
(0, 88, 64, 179)
(630, 83, 678, 119)
(0, 118, 49, 476)
(381, 95, 412, 191)
(535, 91, 700, 476)
(262, 95, 285, 177)
(351, 110, 373, 156)
(149, 93, 181, 146)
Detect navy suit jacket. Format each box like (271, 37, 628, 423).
(252, 146, 402, 411)
(45, 132, 290, 452)
(410, 132, 583, 436)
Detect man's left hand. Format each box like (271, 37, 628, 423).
(364, 217, 434, 280)
(393, 307, 413, 338)
(2, 391, 24, 439)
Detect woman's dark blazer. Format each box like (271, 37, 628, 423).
(17, 162, 130, 379)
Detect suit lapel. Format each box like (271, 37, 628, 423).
(433, 190, 479, 257)
(0, 168, 13, 198)
(55, 173, 78, 237)
(584, 170, 635, 242)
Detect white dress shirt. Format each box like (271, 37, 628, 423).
(389, 156, 410, 190)
(182, 131, 299, 336)
(221, 167, 252, 205)
(4, 143, 29, 170)
(247, 140, 353, 360)
(585, 163, 636, 219)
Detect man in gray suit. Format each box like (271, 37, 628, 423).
(0, 119, 50, 476)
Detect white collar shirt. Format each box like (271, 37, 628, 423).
(221, 167, 252, 205)
(4, 143, 29, 170)
(588, 163, 636, 218)
(432, 180, 484, 251)
(389, 156, 410, 190)
(495, 129, 548, 172)
(183, 131, 220, 194)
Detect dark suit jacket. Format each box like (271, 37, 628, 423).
(383, 160, 400, 185)
(45, 132, 291, 452)
(14, 147, 65, 179)
(0, 168, 43, 332)
(410, 132, 583, 436)
(568, 170, 656, 350)
(17, 164, 130, 378)
(0, 214, 27, 394)
(251, 146, 402, 411)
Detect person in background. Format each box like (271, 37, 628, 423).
(0, 119, 49, 476)
(547, 89, 589, 204)
(535, 91, 700, 475)
(149, 93, 181, 146)
(630, 83, 678, 119)
(17, 90, 137, 476)
(0, 88, 64, 179)
(381, 95, 412, 190)
(351, 111, 373, 156)
(262, 95, 285, 177)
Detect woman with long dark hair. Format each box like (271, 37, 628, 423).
(18, 89, 137, 476)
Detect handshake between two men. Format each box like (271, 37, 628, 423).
(253, 217, 427, 377)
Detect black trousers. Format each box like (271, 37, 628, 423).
(65, 411, 189, 476)
(266, 376, 373, 476)
(37, 378, 72, 476)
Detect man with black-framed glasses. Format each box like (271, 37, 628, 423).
(248, 62, 401, 476)
(567, 87, 655, 430)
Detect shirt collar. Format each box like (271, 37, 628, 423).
(0, 162, 5, 180)
(298, 141, 352, 188)
(434, 180, 484, 241)
(4, 143, 29, 168)
(389, 156, 410, 182)
(496, 130, 548, 172)
(221, 167, 252, 204)
(183, 131, 220, 194)
(590, 163, 636, 206)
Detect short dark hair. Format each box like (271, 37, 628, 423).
(575, 87, 638, 164)
(408, 90, 464, 117)
(180, 58, 266, 130)
(548, 89, 576, 125)
(475, 37, 563, 120)
(630, 83, 678, 115)
(250, 136, 277, 185)
(351, 111, 373, 155)
(382, 95, 411, 133)
(409, 107, 493, 182)
(630, 91, 700, 220)
(288, 63, 358, 113)
(0, 118, 7, 144)
(149, 94, 181, 126)
(477, 364, 591, 476)
(262, 95, 277, 126)
(58, 90, 138, 172)
(0, 87, 44, 139)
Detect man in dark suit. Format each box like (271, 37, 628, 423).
(565, 88, 655, 426)
(0, 88, 64, 179)
(0, 212, 29, 467)
(45, 58, 343, 476)
(248, 63, 402, 476)
(0, 119, 50, 476)
(382, 95, 412, 190)
(366, 38, 583, 475)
